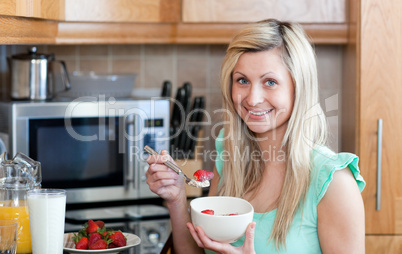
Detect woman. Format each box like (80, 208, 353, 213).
(146, 19, 365, 253)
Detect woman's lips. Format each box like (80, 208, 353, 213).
(245, 108, 274, 119)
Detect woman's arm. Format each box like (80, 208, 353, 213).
(146, 151, 204, 254)
(317, 167, 365, 254)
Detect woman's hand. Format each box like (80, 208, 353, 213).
(145, 150, 186, 203)
(186, 222, 256, 254)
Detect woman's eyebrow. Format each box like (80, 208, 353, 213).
(233, 71, 245, 76)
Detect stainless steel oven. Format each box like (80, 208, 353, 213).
(0, 96, 170, 204)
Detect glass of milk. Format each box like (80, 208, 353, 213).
(27, 189, 66, 254)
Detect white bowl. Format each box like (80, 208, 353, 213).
(190, 196, 254, 243)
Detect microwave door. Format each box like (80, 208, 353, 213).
(124, 114, 136, 191)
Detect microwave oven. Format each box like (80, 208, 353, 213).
(0, 97, 170, 204)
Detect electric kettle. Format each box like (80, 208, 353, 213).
(8, 47, 71, 100)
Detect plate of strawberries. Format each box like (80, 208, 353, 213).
(63, 219, 140, 253)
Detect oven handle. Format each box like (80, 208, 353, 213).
(125, 114, 136, 190)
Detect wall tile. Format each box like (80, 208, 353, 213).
(177, 57, 207, 90)
(79, 45, 109, 56)
(144, 45, 174, 57)
(208, 45, 226, 92)
(177, 45, 208, 58)
(111, 59, 141, 74)
(144, 56, 175, 88)
(79, 58, 109, 73)
(48, 45, 77, 57)
(111, 45, 141, 56)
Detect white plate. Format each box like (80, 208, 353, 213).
(63, 232, 141, 254)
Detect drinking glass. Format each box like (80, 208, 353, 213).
(0, 219, 18, 254)
(27, 189, 66, 254)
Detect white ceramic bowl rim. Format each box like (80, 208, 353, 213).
(190, 196, 254, 216)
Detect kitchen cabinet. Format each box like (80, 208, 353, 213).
(0, 0, 348, 44)
(182, 0, 345, 23)
(0, 0, 64, 20)
(342, 0, 402, 253)
(64, 0, 179, 23)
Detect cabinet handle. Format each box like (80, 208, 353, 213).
(376, 119, 383, 211)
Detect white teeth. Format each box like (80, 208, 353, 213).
(248, 109, 271, 116)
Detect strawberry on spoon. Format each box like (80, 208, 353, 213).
(193, 169, 214, 182)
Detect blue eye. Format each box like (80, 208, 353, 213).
(265, 80, 277, 87)
(237, 78, 248, 85)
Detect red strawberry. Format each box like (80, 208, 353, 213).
(193, 170, 214, 181)
(94, 220, 105, 229)
(88, 232, 102, 246)
(86, 219, 100, 234)
(109, 231, 127, 247)
(201, 209, 214, 215)
(89, 239, 108, 250)
(108, 243, 118, 248)
(75, 236, 89, 249)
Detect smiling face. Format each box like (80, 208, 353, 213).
(231, 48, 294, 138)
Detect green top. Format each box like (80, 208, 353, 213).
(205, 129, 365, 254)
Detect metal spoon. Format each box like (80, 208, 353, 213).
(144, 145, 209, 188)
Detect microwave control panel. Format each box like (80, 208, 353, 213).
(127, 99, 170, 159)
(142, 118, 168, 155)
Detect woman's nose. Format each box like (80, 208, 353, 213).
(246, 84, 264, 106)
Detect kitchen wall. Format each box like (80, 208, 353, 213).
(0, 44, 343, 170)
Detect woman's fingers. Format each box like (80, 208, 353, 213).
(146, 153, 168, 165)
(144, 150, 187, 202)
(146, 165, 178, 188)
(186, 223, 205, 248)
(243, 222, 256, 254)
(187, 222, 257, 254)
(193, 225, 232, 253)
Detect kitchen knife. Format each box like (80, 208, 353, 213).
(161, 80, 172, 98)
(182, 82, 192, 115)
(171, 87, 186, 128)
(188, 96, 205, 158)
(184, 97, 201, 154)
(177, 82, 193, 154)
(170, 87, 186, 155)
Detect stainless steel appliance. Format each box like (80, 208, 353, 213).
(0, 97, 170, 204)
(8, 47, 71, 100)
(64, 205, 171, 254)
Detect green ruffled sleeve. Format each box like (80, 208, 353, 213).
(311, 146, 366, 204)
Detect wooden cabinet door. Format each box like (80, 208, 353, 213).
(182, 0, 346, 23)
(358, 0, 402, 234)
(366, 236, 402, 254)
(0, 0, 64, 20)
(64, 0, 180, 23)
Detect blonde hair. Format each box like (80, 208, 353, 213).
(218, 19, 327, 249)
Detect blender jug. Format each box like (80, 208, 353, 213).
(0, 152, 41, 254)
